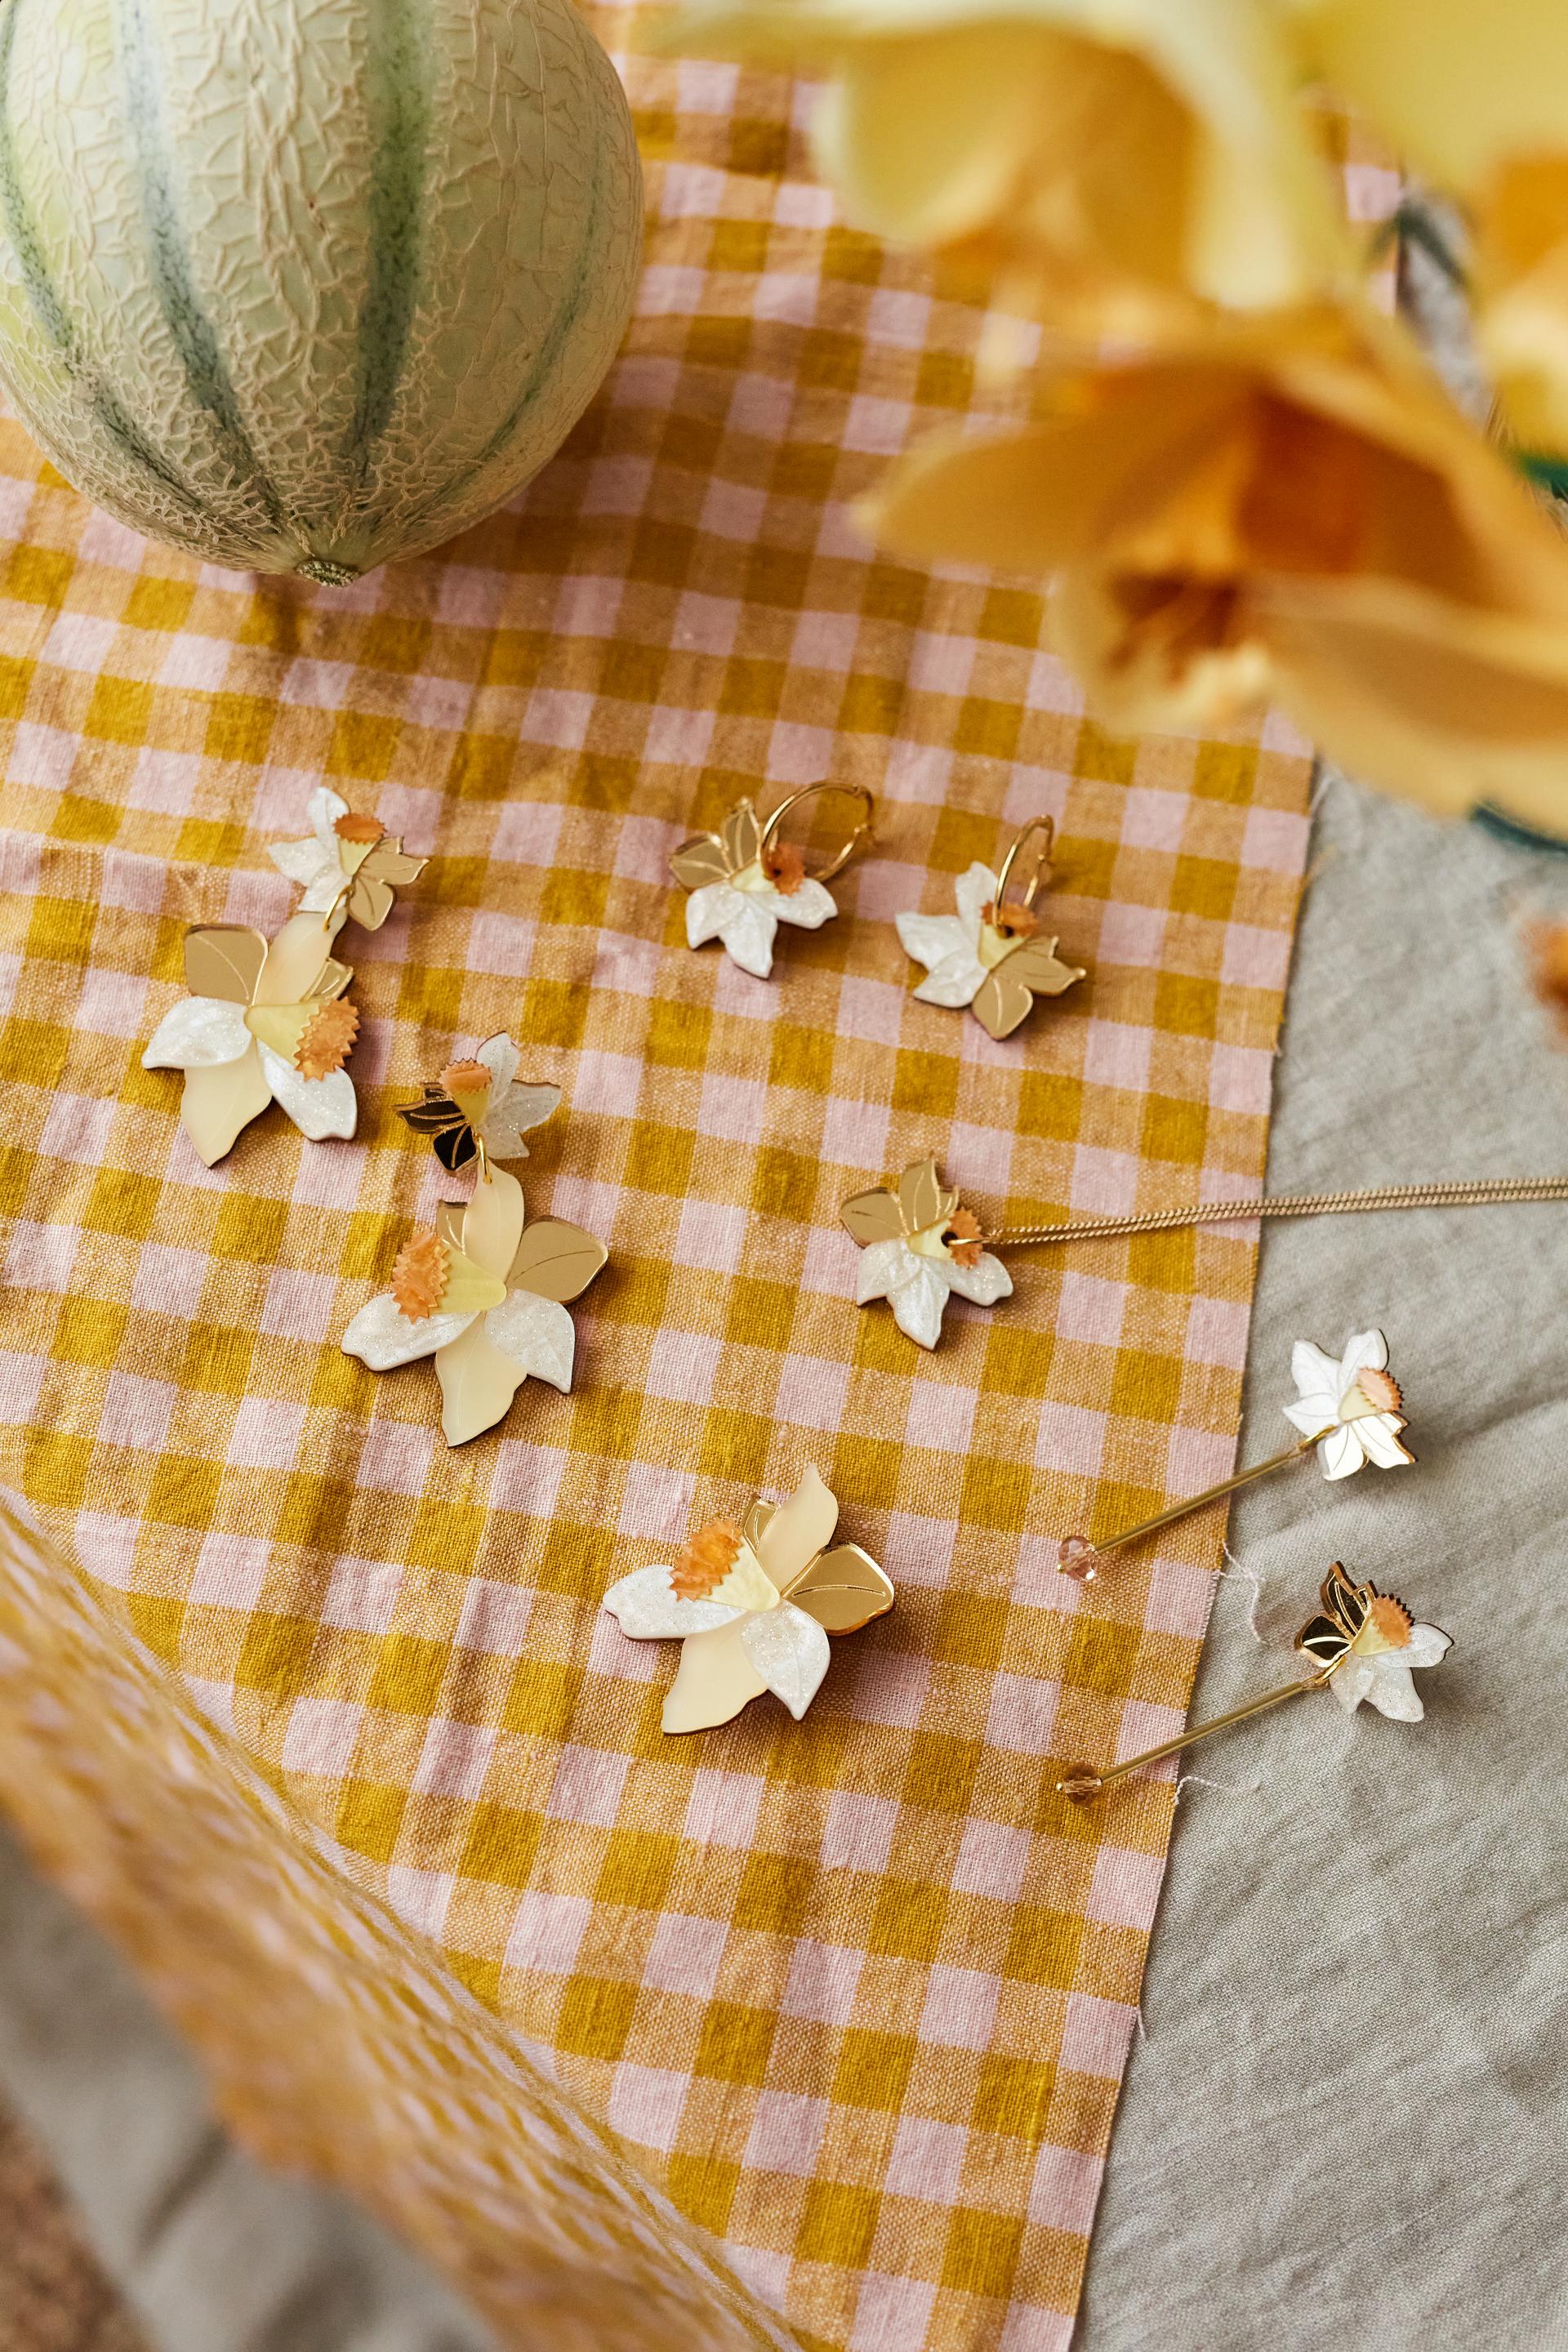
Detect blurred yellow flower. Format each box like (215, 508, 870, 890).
(660, 0, 1347, 335)
(1472, 159, 1568, 455)
(864, 305, 1568, 829)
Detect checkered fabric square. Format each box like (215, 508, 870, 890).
(0, 24, 1379, 2352)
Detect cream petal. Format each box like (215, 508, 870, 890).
(889, 1259, 952, 1350)
(1356, 1415, 1415, 1469)
(954, 863, 998, 941)
(257, 1044, 357, 1142)
(269, 837, 333, 889)
(142, 996, 252, 1069)
(482, 1082, 561, 1159)
(308, 785, 350, 858)
(1402, 1624, 1453, 1670)
(686, 882, 744, 949)
(1316, 1423, 1365, 1481)
(1283, 1392, 1340, 1437)
(1330, 1655, 1377, 1713)
(855, 1238, 909, 1306)
(484, 1292, 576, 1394)
(1335, 1329, 1389, 1398)
(298, 870, 345, 915)
(717, 898, 781, 978)
(740, 1601, 831, 1721)
(897, 911, 970, 974)
(773, 877, 837, 930)
(913, 951, 988, 1009)
(1291, 1339, 1343, 1396)
(474, 1033, 520, 1093)
(1364, 1659, 1424, 1722)
(342, 1294, 477, 1370)
(946, 1250, 1013, 1307)
(602, 1564, 743, 1640)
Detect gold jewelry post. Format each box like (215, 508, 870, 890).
(1058, 1432, 1329, 1579)
(1057, 1666, 1336, 1799)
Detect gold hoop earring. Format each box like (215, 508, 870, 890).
(670, 780, 876, 979)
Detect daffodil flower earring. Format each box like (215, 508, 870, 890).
(342, 1038, 607, 1446)
(603, 1466, 893, 1732)
(269, 786, 426, 939)
(670, 782, 874, 978)
(142, 920, 360, 1165)
(1059, 1563, 1453, 1802)
(897, 817, 1085, 1040)
(840, 1158, 1012, 1348)
(1058, 1327, 1413, 1582)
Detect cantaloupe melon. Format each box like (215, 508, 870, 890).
(0, 0, 643, 581)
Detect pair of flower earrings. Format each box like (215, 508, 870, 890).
(672, 786, 1086, 1038)
(141, 788, 607, 1447)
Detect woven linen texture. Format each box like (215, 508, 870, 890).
(0, 24, 1392, 2351)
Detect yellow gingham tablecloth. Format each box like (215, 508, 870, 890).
(0, 23, 1371, 2351)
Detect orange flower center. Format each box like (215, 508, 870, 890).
(392, 1231, 448, 1321)
(1529, 924, 1568, 1030)
(295, 997, 359, 1078)
(762, 840, 805, 896)
(671, 1519, 744, 1599)
(439, 1059, 492, 1101)
(944, 1208, 983, 1267)
(982, 899, 1038, 942)
(334, 811, 384, 845)
(1353, 1592, 1414, 1655)
(1353, 1366, 1403, 1415)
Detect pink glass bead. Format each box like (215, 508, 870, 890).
(1057, 1534, 1098, 1581)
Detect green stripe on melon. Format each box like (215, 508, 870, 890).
(0, 0, 641, 581)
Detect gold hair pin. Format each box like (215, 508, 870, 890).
(844, 1161, 1568, 1349)
(1058, 1327, 1413, 1581)
(896, 816, 1085, 1039)
(270, 786, 426, 938)
(670, 782, 874, 978)
(343, 1036, 605, 1446)
(603, 1467, 893, 1732)
(1058, 1562, 1453, 1802)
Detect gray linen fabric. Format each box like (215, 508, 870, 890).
(1077, 775, 1568, 2350)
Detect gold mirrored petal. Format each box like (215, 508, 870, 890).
(1009, 938, 1086, 998)
(722, 799, 761, 871)
(348, 873, 396, 932)
(670, 836, 732, 891)
(840, 1187, 905, 1245)
(507, 1218, 608, 1304)
(309, 956, 355, 1003)
(435, 1202, 466, 1254)
(744, 1499, 777, 1552)
(784, 1544, 895, 1633)
(972, 967, 1032, 1040)
(185, 926, 268, 1005)
(899, 1157, 946, 1234)
(367, 846, 426, 886)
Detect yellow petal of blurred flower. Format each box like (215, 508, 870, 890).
(864, 304, 1568, 830)
(658, 0, 1347, 332)
(1292, 0, 1568, 194)
(1472, 158, 1568, 455)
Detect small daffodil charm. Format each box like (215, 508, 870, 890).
(840, 1157, 1012, 1348)
(342, 1167, 607, 1446)
(270, 786, 426, 936)
(603, 1467, 893, 1733)
(142, 915, 359, 1165)
(897, 820, 1085, 1040)
(395, 1035, 561, 1175)
(1297, 1563, 1452, 1721)
(670, 783, 873, 979)
(1283, 1329, 1414, 1479)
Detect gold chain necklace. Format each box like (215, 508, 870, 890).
(979, 1175, 1568, 1250)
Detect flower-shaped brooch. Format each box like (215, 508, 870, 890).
(395, 1035, 561, 1176)
(269, 786, 426, 936)
(604, 1467, 893, 1732)
(1284, 1329, 1414, 1478)
(1296, 1562, 1452, 1720)
(670, 783, 873, 978)
(142, 916, 359, 1165)
(897, 821, 1085, 1040)
(840, 1157, 1012, 1348)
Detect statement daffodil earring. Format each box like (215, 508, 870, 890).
(603, 1467, 893, 1732)
(897, 816, 1085, 1039)
(1058, 1562, 1453, 1802)
(670, 782, 874, 978)
(342, 1037, 607, 1446)
(1058, 1328, 1414, 1582)
(270, 786, 426, 941)
(841, 1158, 1013, 1348)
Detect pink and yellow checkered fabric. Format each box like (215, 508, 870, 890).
(0, 23, 1361, 2351)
